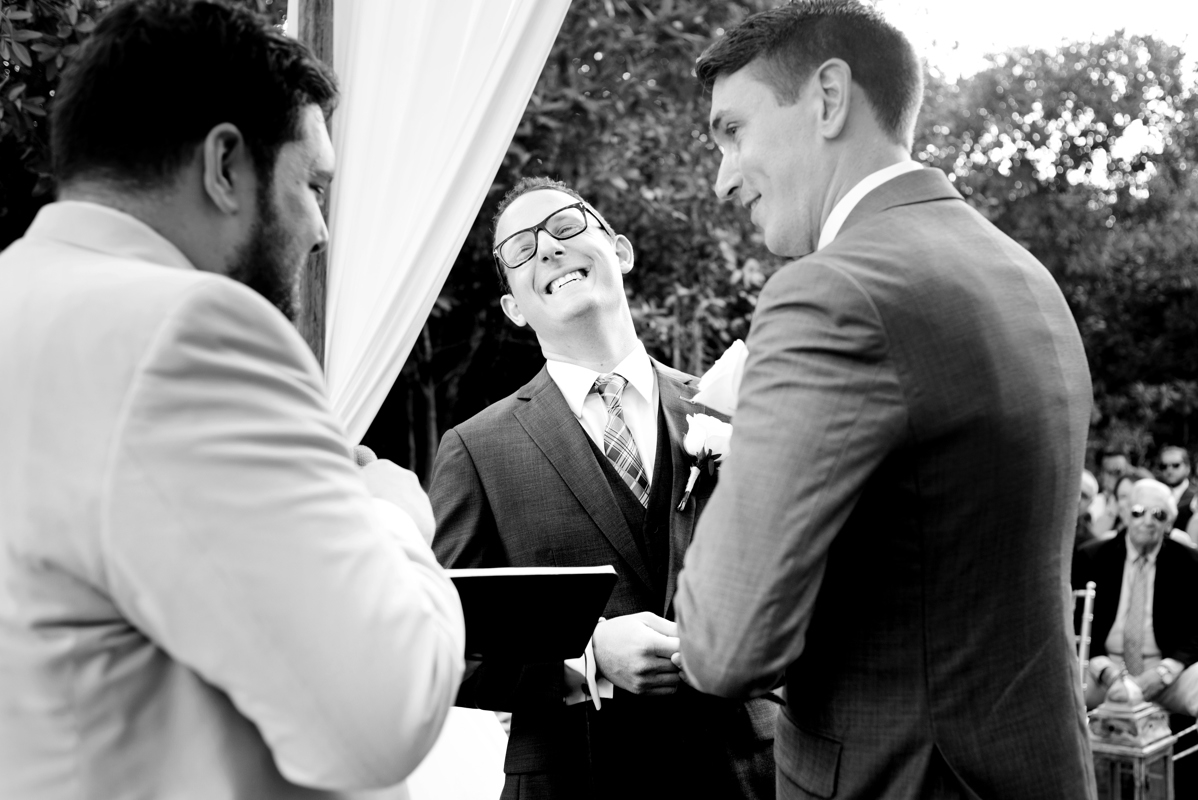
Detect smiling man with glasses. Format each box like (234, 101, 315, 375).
(428, 177, 777, 799)
(1074, 478, 1198, 717)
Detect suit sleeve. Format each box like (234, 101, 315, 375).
(1165, 544, 1198, 666)
(429, 427, 567, 710)
(675, 259, 907, 698)
(104, 280, 465, 791)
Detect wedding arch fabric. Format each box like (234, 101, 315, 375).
(287, 0, 571, 444)
(283, 1, 571, 796)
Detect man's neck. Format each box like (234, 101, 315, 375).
(539, 314, 640, 373)
(819, 140, 911, 233)
(59, 179, 225, 275)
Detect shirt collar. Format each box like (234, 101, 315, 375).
(24, 201, 196, 272)
(545, 341, 655, 419)
(817, 160, 924, 251)
(1125, 532, 1164, 565)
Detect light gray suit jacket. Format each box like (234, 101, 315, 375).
(0, 202, 464, 799)
(676, 168, 1096, 799)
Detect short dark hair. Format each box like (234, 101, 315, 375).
(52, 0, 337, 188)
(490, 177, 612, 295)
(1159, 445, 1191, 468)
(695, 0, 923, 148)
(1099, 448, 1130, 466)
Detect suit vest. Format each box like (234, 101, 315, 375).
(586, 404, 673, 609)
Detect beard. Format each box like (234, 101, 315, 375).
(227, 178, 301, 322)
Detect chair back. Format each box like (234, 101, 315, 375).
(1074, 581, 1096, 691)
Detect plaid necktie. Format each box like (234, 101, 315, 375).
(1122, 555, 1148, 676)
(593, 373, 650, 508)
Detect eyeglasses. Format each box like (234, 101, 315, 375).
(1129, 505, 1170, 523)
(1159, 461, 1185, 469)
(493, 202, 609, 270)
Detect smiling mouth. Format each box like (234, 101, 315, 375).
(547, 269, 588, 294)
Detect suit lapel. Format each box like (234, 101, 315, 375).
(656, 364, 702, 616)
(514, 367, 656, 593)
(1096, 534, 1127, 641)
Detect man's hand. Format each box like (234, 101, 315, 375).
(1131, 668, 1165, 701)
(592, 612, 681, 695)
(360, 459, 436, 544)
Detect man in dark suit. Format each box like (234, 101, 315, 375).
(1074, 479, 1198, 715)
(430, 177, 776, 799)
(673, 3, 1096, 799)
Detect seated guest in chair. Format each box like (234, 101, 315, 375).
(429, 177, 777, 800)
(1074, 478, 1198, 716)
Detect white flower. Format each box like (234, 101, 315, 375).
(690, 339, 747, 417)
(677, 413, 733, 511)
(683, 413, 732, 460)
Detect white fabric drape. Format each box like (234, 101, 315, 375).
(284, 2, 569, 796)
(289, 0, 570, 444)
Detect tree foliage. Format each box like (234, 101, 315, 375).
(2, 1, 1196, 478)
(0, 0, 283, 245)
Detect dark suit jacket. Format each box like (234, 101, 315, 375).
(430, 360, 775, 799)
(675, 168, 1096, 800)
(1073, 532, 1198, 667)
(1175, 481, 1196, 533)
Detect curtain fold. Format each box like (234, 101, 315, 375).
(287, 0, 570, 444)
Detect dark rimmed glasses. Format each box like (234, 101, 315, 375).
(1130, 504, 1170, 523)
(493, 202, 609, 270)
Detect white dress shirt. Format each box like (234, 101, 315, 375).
(544, 343, 659, 708)
(817, 160, 925, 251)
(545, 341, 660, 483)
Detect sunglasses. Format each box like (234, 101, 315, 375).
(1160, 461, 1185, 469)
(1129, 504, 1170, 523)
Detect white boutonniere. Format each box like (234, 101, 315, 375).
(677, 413, 732, 511)
(688, 339, 747, 417)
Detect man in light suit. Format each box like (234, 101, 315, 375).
(673, 3, 1096, 798)
(430, 177, 776, 799)
(0, 2, 464, 798)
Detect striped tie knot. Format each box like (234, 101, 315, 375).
(592, 372, 649, 507)
(594, 373, 628, 408)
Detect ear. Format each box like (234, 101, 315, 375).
(499, 293, 527, 327)
(614, 234, 635, 275)
(201, 123, 252, 215)
(813, 58, 852, 140)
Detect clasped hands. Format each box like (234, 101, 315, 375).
(593, 611, 693, 695)
(1099, 662, 1167, 704)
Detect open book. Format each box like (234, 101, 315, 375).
(447, 566, 618, 662)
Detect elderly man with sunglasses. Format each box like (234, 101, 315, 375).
(1073, 478, 1198, 716)
(428, 177, 776, 800)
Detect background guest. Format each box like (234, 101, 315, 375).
(1074, 479, 1198, 716)
(1091, 447, 1132, 536)
(1078, 470, 1100, 549)
(1157, 445, 1197, 532)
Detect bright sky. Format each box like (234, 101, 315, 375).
(875, 0, 1198, 78)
